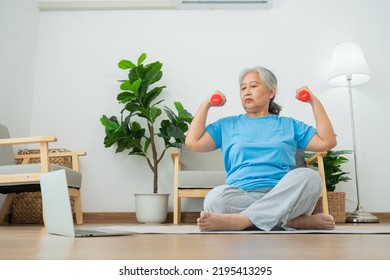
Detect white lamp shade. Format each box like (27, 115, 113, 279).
(328, 41, 371, 86)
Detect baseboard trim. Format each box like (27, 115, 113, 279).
(371, 213, 390, 223)
(83, 212, 390, 224)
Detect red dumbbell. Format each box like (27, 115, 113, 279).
(210, 94, 223, 106)
(296, 89, 311, 102)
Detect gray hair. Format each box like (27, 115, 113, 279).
(238, 66, 282, 115)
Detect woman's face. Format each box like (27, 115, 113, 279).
(240, 71, 276, 117)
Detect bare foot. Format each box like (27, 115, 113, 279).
(287, 213, 335, 230)
(197, 211, 253, 232)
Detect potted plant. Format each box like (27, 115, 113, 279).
(305, 150, 352, 223)
(322, 150, 352, 192)
(100, 53, 193, 223)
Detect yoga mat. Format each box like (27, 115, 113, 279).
(103, 224, 390, 234)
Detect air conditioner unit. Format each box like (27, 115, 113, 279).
(176, 0, 273, 10)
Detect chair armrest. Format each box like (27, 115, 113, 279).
(0, 136, 57, 146)
(305, 151, 327, 166)
(171, 149, 182, 171)
(171, 150, 182, 193)
(171, 150, 181, 164)
(0, 136, 57, 173)
(171, 149, 184, 168)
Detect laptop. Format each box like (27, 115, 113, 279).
(40, 169, 134, 237)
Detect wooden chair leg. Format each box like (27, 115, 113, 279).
(321, 189, 329, 215)
(317, 156, 329, 215)
(68, 188, 83, 225)
(177, 198, 182, 224)
(173, 196, 181, 225)
(0, 193, 15, 223)
(73, 197, 83, 225)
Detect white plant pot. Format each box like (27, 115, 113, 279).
(134, 193, 170, 224)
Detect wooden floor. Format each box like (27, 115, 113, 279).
(1, 222, 390, 260)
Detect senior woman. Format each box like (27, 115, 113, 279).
(185, 66, 337, 231)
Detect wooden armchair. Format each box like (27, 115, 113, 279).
(0, 123, 86, 224)
(171, 146, 329, 224)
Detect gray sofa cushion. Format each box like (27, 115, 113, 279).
(0, 124, 16, 166)
(178, 171, 226, 188)
(0, 163, 82, 190)
(180, 146, 225, 171)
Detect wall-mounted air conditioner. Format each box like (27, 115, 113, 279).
(176, 0, 273, 10)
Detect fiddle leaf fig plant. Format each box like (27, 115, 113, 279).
(100, 53, 193, 194)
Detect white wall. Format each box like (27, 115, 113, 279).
(0, 0, 40, 206)
(2, 0, 390, 214)
(0, 0, 39, 136)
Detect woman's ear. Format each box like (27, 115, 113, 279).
(269, 88, 276, 99)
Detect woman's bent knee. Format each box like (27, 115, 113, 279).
(204, 185, 251, 213)
(203, 185, 229, 212)
(290, 168, 322, 194)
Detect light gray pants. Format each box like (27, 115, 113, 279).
(203, 167, 322, 231)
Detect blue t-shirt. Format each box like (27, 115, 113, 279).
(205, 114, 316, 190)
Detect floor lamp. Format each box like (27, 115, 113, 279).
(328, 41, 379, 223)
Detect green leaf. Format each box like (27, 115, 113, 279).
(137, 107, 151, 120)
(144, 86, 165, 107)
(150, 107, 162, 123)
(118, 59, 135, 70)
(117, 91, 136, 104)
(174, 101, 193, 122)
(131, 121, 142, 131)
(166, 126, 184, 139)
(100, 115, 110, 126)
(174, 101, 184, 115)
(137, 53, 147, 66)
(144, 138, 151, 154)
(132, 78, 142, 96)
(120, 81, 132, 91)
(144, 62, 163, 85)
(100, 115, 119, 132)
(164, 107, 177, 123)
(125, 102, 141, 113)
(129, 65, 145, 84)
